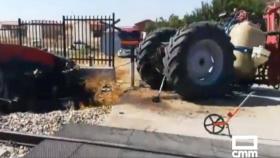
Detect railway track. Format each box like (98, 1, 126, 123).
(0, 130, 196, 158)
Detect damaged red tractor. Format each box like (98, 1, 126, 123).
(0, 44, 91, 112)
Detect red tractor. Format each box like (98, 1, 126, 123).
(136, 3, 280, 100)
(0, 44, 90, 112)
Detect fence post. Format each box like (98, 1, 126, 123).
(62, 16, 67, 57)
(18, 18, 22, 46)
(112, 13, 115, 68)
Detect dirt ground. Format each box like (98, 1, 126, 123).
(101, 57, 280, 145)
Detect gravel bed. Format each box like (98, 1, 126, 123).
(0, 143, 29, 158)
(0, 106, 111, 158)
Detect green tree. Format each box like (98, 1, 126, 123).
(145, 0, 266, 32)
(168, 14, 185, 28)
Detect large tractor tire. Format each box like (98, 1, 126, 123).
(0, 69, 12, 112)
(0, 69, 8, 100)
(163, 22, 235, 99)
(136, 28, 176, 89)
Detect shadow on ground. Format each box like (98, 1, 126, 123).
(122, 86, 280, 108)
(193, 87, 280, 107)
(0, 93, 97, 114)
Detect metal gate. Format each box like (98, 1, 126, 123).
(0, 14, 116, 67)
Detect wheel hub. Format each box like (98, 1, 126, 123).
(186, 40, 224, 86)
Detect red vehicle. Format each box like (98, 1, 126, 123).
(0, 44, 90, 112)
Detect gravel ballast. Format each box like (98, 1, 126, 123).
(0, 106, 111, 158)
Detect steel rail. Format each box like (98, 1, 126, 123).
(0, 130, 196, 158)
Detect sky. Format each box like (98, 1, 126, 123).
(0, 0, 210, 26)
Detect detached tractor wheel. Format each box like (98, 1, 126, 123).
(136, 28, 176, 89)
(163, 22, 234, 99)
(0, 69, 24, 112)
(0, 69, 11, 112)
(0, 69, 8, 101)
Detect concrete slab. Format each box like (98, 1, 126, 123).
(101, 87, 280, 146)
(25, 125, 280, 158)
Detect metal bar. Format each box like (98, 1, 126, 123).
(3, 29, 6, 44)
(89, 16, 92, 66)
(48, 21, 51, 50)
(50, 21, 53, 52)
(85, 16, 89, 65)
(55, 21, 59, 55)
(4, 28, 7, 44)
(49, 21, 52, 52)
(45, 21, 49, 49)
(26, 21, 31, 46)
(61, 19, 64, 57)
(112, 13, 115, 67)
(1, 30, 3, 43)
(64, 16, 68, 58)
(35, 21, 39, 48)
(237, 92, 254, 108)
(108, 16, 112, 67)
(92, 16, 96, 66)
(18, 18, 22, 46)
(98, 16, 101, 65)
(131, 47, 135, 87)
(225, 92, 254, 123)
(73, 16, 77, 60)
(40, 21, 45, 49)
(52, 21, 55, 53)
(32, 21, 35, 47)
(7, 29, 10, 44)
(102, 16, 105, 65)
(81, 16, 85, 64)
(6, 29, 9, 44)
(51, 21, 55, 53)
(1, 30, 4, 43)
(8, 28, 11, 44)
(0, 130, 196, 158)
(2, 30, 4, 43)
(77, 16, 81, 63)
(62, 16, 66, 58)
(22, 25, 26, 45)
(67, 16, 72, 57)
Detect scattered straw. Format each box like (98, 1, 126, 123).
(85, 76, 124, 106)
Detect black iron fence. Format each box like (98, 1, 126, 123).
(0, 14, 116, 67)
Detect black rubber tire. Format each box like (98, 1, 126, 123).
(0, 69, 9, 101)
(136, 28, 176, 89)
(0, 69, 11, 112)
(163, 22, 235, 99)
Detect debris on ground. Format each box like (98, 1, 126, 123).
(85, 77, 125, 106)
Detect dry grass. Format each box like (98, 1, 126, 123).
(81, 58, 133, 108)
(85, 76, 124, 106)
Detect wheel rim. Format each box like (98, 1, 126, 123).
(204, 114, 225, 134)
(186, 40, 224, 86)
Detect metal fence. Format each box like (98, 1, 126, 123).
(0, 14, 116, 67)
